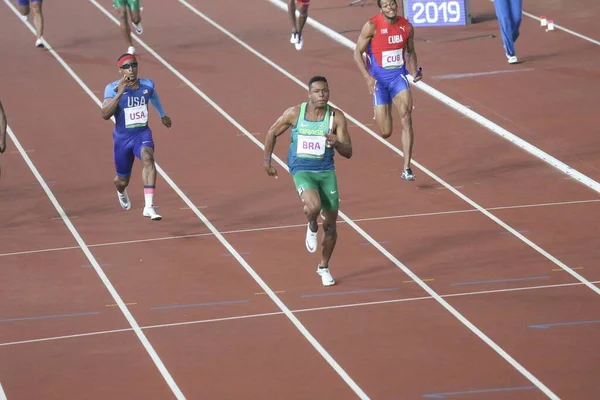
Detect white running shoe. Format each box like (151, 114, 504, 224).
(143, 205, 162, 221)
(507, 55, 518, 64)
(295, 34, 303, 50)
(127, 46, 136, 55)
(21, 15, 28, 22)
(290, 31, 298, 44)
(133, 22, 143, 35)
(305, 223, 317, 253)
(117, 190, 131, 210)
(35, 38, 45, 48)
(317, 266, 335, 286)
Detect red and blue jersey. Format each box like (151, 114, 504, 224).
(366, 14, 411, 79)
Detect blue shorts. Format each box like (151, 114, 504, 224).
(373, 71, 410, 106)
(113, 128, 154, 178)
(18, 0, 42, 6)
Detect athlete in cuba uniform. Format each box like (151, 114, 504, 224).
(263, 76, 352, 287)
(354, 0, 422, 181)
(101, 53, 171, 221)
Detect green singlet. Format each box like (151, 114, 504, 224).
(113, 0, 141, 11)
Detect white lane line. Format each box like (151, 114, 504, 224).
(87, 2, 560, 397)
(3, 279, 596, 349)
(266, 0, 600, 194)
(179, 0, 600, 297)
(2, 197, 600, 259)
(17, 1, 372, 398)
(4, 125, 186, 399)
(2, 1, 186, 398)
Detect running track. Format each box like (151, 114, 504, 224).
(1, 0, 599, 398)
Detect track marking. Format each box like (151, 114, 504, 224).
(0, 381, 7, 400)
(3, 198, 599, 258)
(179, 0, 600, 299)
(106, 303, 137, 307)
(3, 123, 186, 397)
(266, 0, 600, 194)
(2, 1, 186, 398)
(85, 2, 564, 397)
(17, 2, 373, 398)
(2, 279, 598, 348)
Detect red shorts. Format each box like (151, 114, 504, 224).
(297, 0, 310, 5)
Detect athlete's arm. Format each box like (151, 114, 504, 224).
(405, 23, 422, 81)
(327, 109, 352, 159)
(0, 101, 7, 154)
(353, 21, 377, 93)
(263, 106, 298, 176)
(149, 90, 166, 118)
(101, 78, 127, 120)
(149, 89, 171, 128)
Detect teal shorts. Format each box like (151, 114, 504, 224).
(113, 0, 140, 11)
(292, 170, 339, 211)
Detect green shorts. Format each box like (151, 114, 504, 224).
(113, 0, 140, 11)
(292, 170, 339, 211)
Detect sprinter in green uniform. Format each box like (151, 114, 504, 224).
(113, 0, 143, 55)
(263, 76, 353, 286)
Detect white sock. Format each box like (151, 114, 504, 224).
(144, 187, 155, 208)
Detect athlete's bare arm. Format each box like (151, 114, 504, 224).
(326, 109, 352, 159)
(263, 106, 300, 177)
(0, 101, 7, 154)
(101, 77, 128, 120)
(405, 23, 422, 82)
(354, 21, 378, 94)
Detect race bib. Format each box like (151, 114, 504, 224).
(124, 105, 149, 128)
(297, 135, 326, 158)
(382, 49, 404, 68)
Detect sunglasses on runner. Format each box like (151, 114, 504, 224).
(120, 62, 138, 70)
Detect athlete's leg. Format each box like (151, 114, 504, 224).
(294, 0, 309, 49)
(296, 1, 309, 37)
(509, 0, 523, 43)
(30, 0, 44, 45)
(300, 188, 320, 247)
(391, 89, 414, 172)
(128, 0, 143, 35)
(134, 130, 161, 220)
(373, 78, 394, 138)
(113, 0, 134, 51)
(287, 0, 298, 37)
(387, 73, 416, 179)
(17, 0, 30, 22)
(317, 171, 340, 273)
(113, 135, 135, 210)
(493, 0, 516, 58)
(293, 171, 321, 253)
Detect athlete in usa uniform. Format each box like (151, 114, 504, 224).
(353, 0, 422, 181)
(101, 53, 172, 221)
(263, 76, 353, 287)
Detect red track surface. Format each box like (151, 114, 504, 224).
(1, 0, 599, 399)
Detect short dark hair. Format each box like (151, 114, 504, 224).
(377, 0, 396, 8)
(308, 76, 328, 89)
